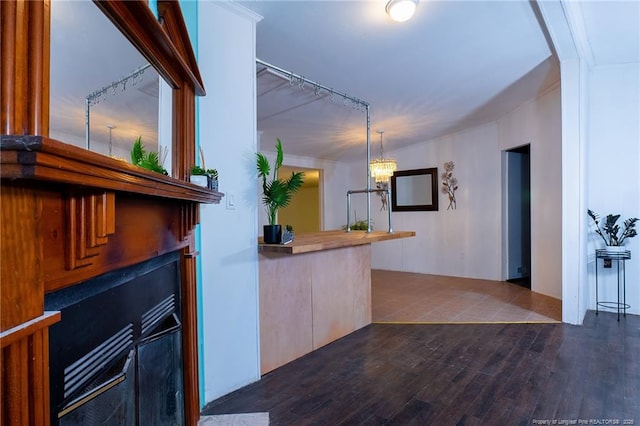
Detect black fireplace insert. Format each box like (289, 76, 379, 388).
(45, 251, 185, 426)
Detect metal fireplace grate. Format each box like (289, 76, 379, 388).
(63, 324, 133, 399)
(59, 349, 135, 423)
(46, 251, 183, 426)
(142, 294, 175, 336)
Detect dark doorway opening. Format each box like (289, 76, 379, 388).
(504, 144, 531, 289)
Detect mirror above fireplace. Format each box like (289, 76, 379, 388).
(49, 0, 169, 169)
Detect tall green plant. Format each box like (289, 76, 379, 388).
(256, 138, 304, 225)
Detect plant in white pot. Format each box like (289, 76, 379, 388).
(257, 138, 304, 244)
(190, 165, 208, 187)
(587, 209, 638, 252)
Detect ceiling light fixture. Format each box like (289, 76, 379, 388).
(370, 129, 397, 183)
(385, 0, 418, 22)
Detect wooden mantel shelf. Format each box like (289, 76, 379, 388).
(1, 135, 223, 204)
(259, 230, 416, 255)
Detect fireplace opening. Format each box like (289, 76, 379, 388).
(45, 251, 184, 426)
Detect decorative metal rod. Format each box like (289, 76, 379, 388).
(346, 188, 393, 234)
(256, 59, 369, 109)
(85, 63, 152, 149)
(256, 58, 373, 231)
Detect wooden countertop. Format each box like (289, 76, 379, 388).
(258, 230, 416, 255)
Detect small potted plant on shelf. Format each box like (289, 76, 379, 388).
(587, 209, 638, 252)
(257, 138, 304, 244)
(281, 224, 295, 244)
(190, 165, 208, 187)
(206, 168, 218, 191)
(190, 148, 219, 190)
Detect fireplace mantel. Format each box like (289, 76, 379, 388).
(1, 135, 222, 204)
(1, 134, 223, 295)
(1, 135, 220, 425)
(0, 135, 223, 425)
(1, 1, 213, 424)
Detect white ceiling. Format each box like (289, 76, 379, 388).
(47, 1, 638, 163)
(242, 0, 558, 161)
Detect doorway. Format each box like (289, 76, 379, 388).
(278, 166, 322, 233)
(502, 145, 531, 289)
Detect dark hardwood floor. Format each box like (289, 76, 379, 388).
(202, 310, 640, 425)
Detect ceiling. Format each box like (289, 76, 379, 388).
(243, 0, 639, 162)
(47, 1, 638, 163)
(243, 0, 558, 161)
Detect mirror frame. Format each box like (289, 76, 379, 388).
(92, 1, 205, 180)
(391, 168, 439, 212)
(94, 1, 204, 95)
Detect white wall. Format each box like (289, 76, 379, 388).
(364, 86, 562, 299)
(586, 63, 640, 315)
(197, 2, 262, 403)
(498, 85, 562, 299)
(366, 123, 503, 281)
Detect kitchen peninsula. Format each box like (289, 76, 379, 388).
(258, 230, 415, 373)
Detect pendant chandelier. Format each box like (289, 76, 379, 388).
(369, 129, 397, 183)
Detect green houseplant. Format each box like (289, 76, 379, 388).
(190, 165, 208, 187)
(131, 136, 168, 175)
(257, 138, 304, 244)
(587, 209, 638, 249)
(282, 224, 295, 244)
(206, 168, 219, 191)
(190, 148, 219, 190)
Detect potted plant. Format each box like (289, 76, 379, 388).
(206, 168, 219, 191)
(257, 138, 304, 244)
(131, 136, 168, 175)
(190, 148, 219, 189)
(282, 224, 295, 244)
(341, 210, 371, 231)
(587, 209, 638, 251)
(190, 165, 208, 187)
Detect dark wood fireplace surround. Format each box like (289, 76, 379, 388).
(0, 2, 220, 425)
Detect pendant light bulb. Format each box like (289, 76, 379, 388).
(386, 0, 418, 23)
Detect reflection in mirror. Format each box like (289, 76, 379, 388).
(396, 175, 431, 205)
(49, 0, 172, 172)
(391, 168, 439, 211)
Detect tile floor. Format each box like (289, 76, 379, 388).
(372, 270, 562, 323)
(198, 413, 269, 426)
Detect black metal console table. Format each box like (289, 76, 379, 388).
(595, 248, 631, 321)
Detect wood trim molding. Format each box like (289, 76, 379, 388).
(0, 312, 60, 349)
(172, 83, 197, 180)
(65, 191, 116, 270)
(1, 311, 59, 426)
(1, 135, 223, 204)
(0, 0, 51, 135)
(181, 252, 200, 426)
(93, 0, 205, 96)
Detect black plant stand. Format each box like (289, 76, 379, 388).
(595, 248, 631, 321)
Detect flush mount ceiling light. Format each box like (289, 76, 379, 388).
(386, 0, 418, 22)
(370, 129, 397, 183)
